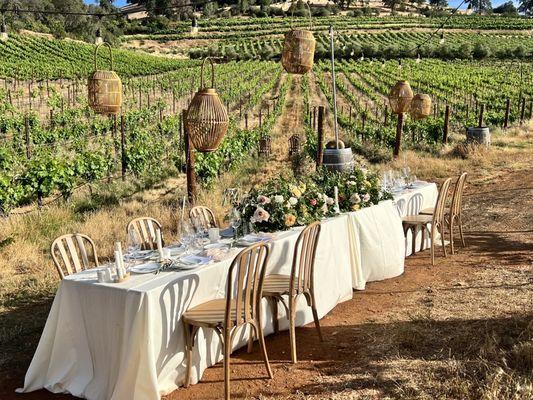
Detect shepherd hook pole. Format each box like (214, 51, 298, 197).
(329, 25, 339, 149)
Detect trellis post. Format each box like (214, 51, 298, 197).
(478, 104, 485, 128)
(316, 106, 325, 168)
(443, 105, 450, 144)
(184, 109, 197, 204)
(503, 98, 510, 129)
(120, 115, 127, 181)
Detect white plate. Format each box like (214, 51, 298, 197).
(126, 250, 155, 260)
(130, 262, 160, 274)
(220, 227, 235, 238)
(204, 243, 228, 250)
(177, 255, 211, 269)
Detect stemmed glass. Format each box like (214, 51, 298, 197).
(180, 221, 195, 255)
(127, 227, 141, 256)
(230, 208, 241, 239)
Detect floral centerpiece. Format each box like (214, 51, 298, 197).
(235, 177, 332, 233)
(233, 166, 391, 233)
(313, 167, 392, 213)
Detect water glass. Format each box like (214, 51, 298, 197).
(208, 228, 220, 243)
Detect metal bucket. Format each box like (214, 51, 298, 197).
(466, 127, 490, 146)
(323, 147, 354, 172)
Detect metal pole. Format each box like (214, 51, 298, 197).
(329, 25, 339, 149)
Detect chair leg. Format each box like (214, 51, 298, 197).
(268, 296, 279, 334)
(458, 215, 466, 247)
(183, 323, 196, 388)
(288, 296, 298, 364)
(449, 215, 455, 255)
(411, 225, 417, 255)
(255, 317, 273, 378)
(430, 225, 435, 266)
(224, 329, 231, 400)
(247, 323, 254, 354)
(440, 223, 447, 258)
(309, 292, 323, 342)
(420, 225, 426, 253)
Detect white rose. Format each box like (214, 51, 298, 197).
(273, 195, 284, 203)
(288, 197, 298, 206)
(326, 197, 334, 205)
(350, 193, 361, 204)
(362, 193, 371, 202)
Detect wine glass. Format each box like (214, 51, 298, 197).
(230, 208, 241, 238)
(127, 226, 141, 258)
(180, 221, 195, 253)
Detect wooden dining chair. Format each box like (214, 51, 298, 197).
(402, 178, 452, 266)
(448, 172, 468, 254)
(395, 198, 406, 217)
(182, 242, 273, 400)
(189, 206, 218, 232)
(51, 233, 99, 279)
(126, 217, 162, 250)
(262, 221, 323, 364)
(420, 173, 467, 255)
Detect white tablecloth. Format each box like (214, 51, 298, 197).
(347, 200, 405, 290)
(18, 216, 353, 400)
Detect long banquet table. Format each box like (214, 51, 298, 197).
(18, 182, 438, 400)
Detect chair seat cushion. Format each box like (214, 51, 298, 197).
(263, 274, 292, 295)
(419, 207, 434, 215)
(402, 214, 433, 225)
(183, 299, 242, 327)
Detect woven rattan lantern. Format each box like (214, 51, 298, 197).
(388, 80, 413, 115)
(186, 58, 229, 152)
(410, 93, 432, 120)
(281, 5, 315, 75)
(88, 43, 122, 115)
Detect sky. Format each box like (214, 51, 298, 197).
(83, 0, 519, 11)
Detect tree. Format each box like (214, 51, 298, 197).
(382, 0, 405, 12)
(429, 0, 447, 8)
(468, 0, 492, 13)
(493, 1, 518, 14)
(518, 0, 533, 15)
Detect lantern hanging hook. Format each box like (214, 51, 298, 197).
(200, 57, 215, 89)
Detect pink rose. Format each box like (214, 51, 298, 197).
(251, 207, 270, 223)
(310, 199, 317, 206)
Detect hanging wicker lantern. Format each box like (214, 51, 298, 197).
(186, 58, 229, 152)
(281, 5, 315, 75)
(410, 93, 432, 120)
(88, 43, 122, 115)
(388, 80, 413, 114)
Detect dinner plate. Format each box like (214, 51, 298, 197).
(220, 227, 235, 238)
(130, 262, 160, 274)
(204, 242, 228, 250)
(177, 255, 211, 270)
(126, 250, 154, 260)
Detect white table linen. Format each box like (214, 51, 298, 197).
(18, 215, 353, 400)
(347, 200, 405, 290)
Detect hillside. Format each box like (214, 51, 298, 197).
(0, 33, 186, 80)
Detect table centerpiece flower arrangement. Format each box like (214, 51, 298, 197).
(233, 165, 392, 233)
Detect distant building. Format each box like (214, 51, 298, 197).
(120, 3, 148, 20)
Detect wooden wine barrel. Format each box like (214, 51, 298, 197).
(323, 148, 354, 172)
(466, 127, 490, 146)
